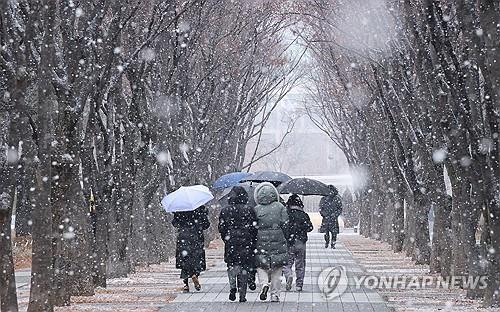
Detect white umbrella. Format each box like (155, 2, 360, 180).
(161, 185, 214, 212)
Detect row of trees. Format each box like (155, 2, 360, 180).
(304, 0, 499, 306)
(0, 0, 302, 311)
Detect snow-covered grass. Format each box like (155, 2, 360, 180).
(340, 235, 496, 312)
(51, 246, 224, 312)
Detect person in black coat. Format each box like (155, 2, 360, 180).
(283, 195, 313, 292)
(218, 186, 257, 302)
(319, 185, 343, 248)
(172, 205, 210, 292)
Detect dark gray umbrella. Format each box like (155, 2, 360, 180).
(241, 171, 292, 186)
(277, 178, 332, 196)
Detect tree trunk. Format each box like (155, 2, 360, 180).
(14, 150, 34, 236)
(430, 196, 453, 277)
(413, 192, 431, 265)
(0, 190, 18, 312)
(448, 174, 470, 277)
(66, 169, 95, 297)
(93, 192, 109, 287)
(28, 77, 55, 312)
(358, 189, 372, 237)
(28, 2, 56, 309)
(0, 110, 22, 312)
(403, 198, 416, 258)
(484, 197, 500, 306)
(482, 167, 500, 306)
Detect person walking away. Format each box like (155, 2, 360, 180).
(172, 205, 210, 292)
(319, 185, 342, 249)
(284, 195, 313, 292)
(253, 182, 289, 302)
(218, 186, 258, 302)
(244, 186, 258, 291)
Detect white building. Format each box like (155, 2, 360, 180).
(245, 90, 349, 177)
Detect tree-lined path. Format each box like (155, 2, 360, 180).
(14, 232, 500, 311)
(2, 0, 500, 310)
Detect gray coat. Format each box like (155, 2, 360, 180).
(253, 182, 289, 269)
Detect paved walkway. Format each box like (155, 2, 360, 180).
(15, 234, 391, 311)
(160, 233, 389, 312)
(15, 233, 499, 311)
(14, 268, 31, 309)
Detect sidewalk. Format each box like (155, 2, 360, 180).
(16, 234, 390, 311)
(160, 233, 389, 312)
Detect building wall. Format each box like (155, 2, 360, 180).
(244, 92, 349, 176)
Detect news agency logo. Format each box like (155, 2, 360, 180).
(318, 265, 489, 301)
(318, 265, 348, 300)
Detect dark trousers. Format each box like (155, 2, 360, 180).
(181, 268, 200, 280)
(228, 265, 249, 298)
(283, 240, 306, 287)
(324, 229, 338, 246)
(248, 268, 256, 286)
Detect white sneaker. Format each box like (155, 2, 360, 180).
(271, 295, 280, 302)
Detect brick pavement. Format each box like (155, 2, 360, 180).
(159, 233, 390, 312)
(14, 234, 391, 311)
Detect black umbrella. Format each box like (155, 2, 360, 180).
(241, 171, 292, 186)
(277, 178, 332, 196)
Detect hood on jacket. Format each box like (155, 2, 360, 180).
(254, 182, 279, 205)
(287, 194, 304, 209)
(328, 185, 338, 196)
(227, 186, 248, 205)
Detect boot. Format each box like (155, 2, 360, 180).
(182, 279, 189, 293)
(229, 288, 237, 301)
(192, 274, 201, 291)
(248, 280, 256, 291)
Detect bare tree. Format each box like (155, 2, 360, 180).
(301, 0, 500, 305)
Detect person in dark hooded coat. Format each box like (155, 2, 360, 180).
(172, 205, 210, 292)
(284, 195, 313, 292)
(319, 185, 342, 248)
(218, 186, 258, 302)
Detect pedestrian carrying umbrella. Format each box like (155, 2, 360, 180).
(212, 172, 253, 190)
(277, 178, 332, 196)
(241, 171, 292, 186)
(161, 185, 214, 213)
(217, 182, 257, 207)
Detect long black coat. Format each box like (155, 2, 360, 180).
(319, 194, 342, 234)
(286, 207, 313, 245)
(172, 206, 210, 272)
(218, 186, 257, 267)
